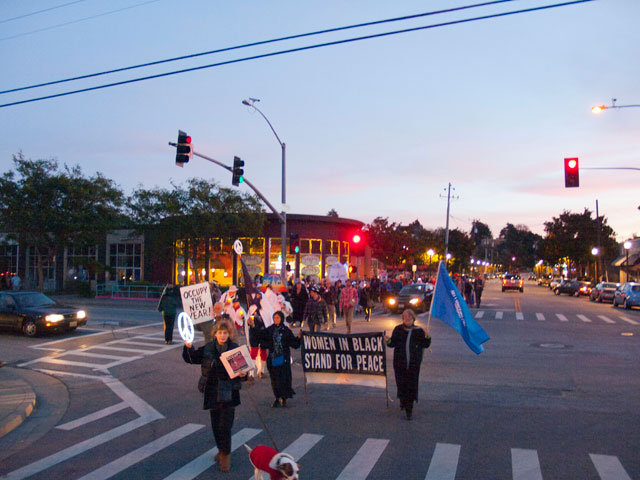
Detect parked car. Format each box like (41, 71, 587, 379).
(612, 282, 640, 310)
(538, 275, 552, 287)
(549, 277, 564, 290)
(502, 274, 524, 292)
(577, 281, 592, 296)
(0, 291, 87, 337)
(554, 280, 580, 296)
(589, 282, 619, 303)
(386, 283, 434, 314)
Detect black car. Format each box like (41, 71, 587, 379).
(0, 291, 87, 337)
(589, 282, 619, 303)
(386, 283, 434, 314)
(553, 280, 580, 296)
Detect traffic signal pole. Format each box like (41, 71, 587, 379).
(168, 143, 284, 223)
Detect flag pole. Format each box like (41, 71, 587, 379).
(427, 261, 443, 330)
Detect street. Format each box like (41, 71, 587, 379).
(1, 280, 639, 480)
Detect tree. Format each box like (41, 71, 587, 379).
(363, 217, 406, 266)
(471, 219, 493, 259)
(327, 209, 339, 217)
(0, 153, 124, 290)
(495, 223, 541, 270)
(127, 178, 265, 284)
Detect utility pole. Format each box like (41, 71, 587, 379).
(441, 183, 458, 258)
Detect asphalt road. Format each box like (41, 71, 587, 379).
(1, 280, 638, 480)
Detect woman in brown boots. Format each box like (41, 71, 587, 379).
(183, 321, 247, 471)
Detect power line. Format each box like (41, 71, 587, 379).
(0, 0, 163, 42)
(0, 0, 595, 109)
(0, 0, 519, 95)
(0, 0, 91, 24)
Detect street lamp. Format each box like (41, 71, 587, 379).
(624, 240, 632, 281)
(592, 247, 600, 281)
(242, 99, 288, 284)
(591, 98, 640, 114)
(427, 249, 434, 274)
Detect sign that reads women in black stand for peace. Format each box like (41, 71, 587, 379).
(301, 332, 386, 388)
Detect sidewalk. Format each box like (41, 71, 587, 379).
(0, 365, 36, 438)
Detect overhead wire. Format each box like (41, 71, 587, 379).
(0, 0, 90, 24)
(0, 0, 595, 109)
(0, 0, 163, 42)
(1, 0, 520, 95)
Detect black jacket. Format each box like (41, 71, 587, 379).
(387, 325, 431, 370)
(183, 340, 243, 409)
(255, 324, 301, 367)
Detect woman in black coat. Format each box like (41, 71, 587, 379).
(182, 321, 246, 472)
(249, 311, 301, 407)
(385, 309, 431, 420)
(289, 281, 308, 327)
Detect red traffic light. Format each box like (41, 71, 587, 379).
(564, 157, 579, 188)
(352, 234, 361, 243)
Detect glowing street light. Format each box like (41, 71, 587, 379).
(591, 98, 640, 114)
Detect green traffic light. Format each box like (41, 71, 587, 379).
(239, 176, 244, 183)
(294, 246, 299, 253)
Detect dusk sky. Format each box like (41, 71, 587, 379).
(1, 0, 638, 243)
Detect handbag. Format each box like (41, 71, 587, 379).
(271, 354, 285, 367)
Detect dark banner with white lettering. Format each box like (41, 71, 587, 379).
(301, 332, 386, 381)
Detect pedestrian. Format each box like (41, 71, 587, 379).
(289, 281, 308, 328)
(340, 281, 358, 334)
(463, 277, 474, 306)
(248, 311, 301, 407)
(182, 321, 247, 472)
(359, 282, 373, 322)
(322, 280, 337, 330)
(303, 286, 329, 333)
(158, 285, 181, 344)
(474, 274, 485, 308)
(247, 306, 268, 378)
(384, 309, 431, 420)
(10, 274, 21, 291)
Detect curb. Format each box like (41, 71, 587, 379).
(0, 368, 37, 438)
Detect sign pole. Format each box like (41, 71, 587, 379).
(384, 329, 389, 409)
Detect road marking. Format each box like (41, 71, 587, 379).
(77, 423, 205, 480)
(86, 345, 150, 354)
(597, 315, 616, 324)
(67, 351, 132, 360)
(496, 311, 504, 320)
(556, 313, 568, 322)
(246, 433, 324, 480)
(511, 448, 543, 480)
(163, 428, 261, 480)
(618, 315, 639, 325)
(30, 323, 164, 351)
(336, 438, 389, 480)
(475, 311, 484, 319)
(515, 312, 524, 321)
(424, 443, 461, 480)
(590, 454, 632, 480)
(577, 314, 592, 323)
(535, 313, 545, 321)
(57, 401, 128, 431)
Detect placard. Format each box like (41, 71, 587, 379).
(301, 332, 386, 388)
(220, 345, 255, 379)
(179, 282, 213, 324)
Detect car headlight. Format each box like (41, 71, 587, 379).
(77, 310, 86, 319)
(45, 314, 64, 322)
(409, 298, 420, 305)
(388, 298, 396, 306)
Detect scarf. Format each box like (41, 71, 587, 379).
(272, 324, 285, 358)
(405, 326, 413, 369)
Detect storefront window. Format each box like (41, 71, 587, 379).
(66, 245, 97, 282)
(324, 240, 340, 278)
(0, 243, 18, 275)
(109, 242, 141, 283)
(300, 239, 322, 282)
(238, 237, 265, 285)
(27, 247, 56, 290)
(341, 241, 350, 264)
(269, 237, 282, 277)
(208, 238, 233, 287)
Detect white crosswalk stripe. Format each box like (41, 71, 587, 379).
(577, 314, 592, 323)
(424, 443, 460, 480)
(535, 313, 545, 321)
(516, 312, 524, 320)
(511, 448, 543, 480)
(246, 433, 324, 480)
(618, 315, 639, 325)
(598, 315, 616, 324)
(590, 454, 633, 480)
(475, 311, 485, 319)
(336, 438, 389, 480)
(556, 313, 569, 322)
(496, 311, 504, 319)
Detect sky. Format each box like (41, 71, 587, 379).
(1, 0, 638, 244)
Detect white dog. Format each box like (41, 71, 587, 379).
(244, 444, 300, 480)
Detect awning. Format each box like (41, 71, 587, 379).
(611, 252, 639, 267)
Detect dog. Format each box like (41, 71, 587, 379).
(244, 444, 300, 480)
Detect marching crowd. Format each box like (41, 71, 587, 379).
(159, 275, 432, 472)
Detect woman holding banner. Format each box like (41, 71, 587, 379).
(248, 310, 301, 408)
(385, 309, 431, 420)
(182, 322, 247, 472)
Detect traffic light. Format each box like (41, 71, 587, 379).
(289, 233, 300, 254)
(232, 156, 244, 186)
(564, 157, 579, 188)
(175, 130, 192, 165)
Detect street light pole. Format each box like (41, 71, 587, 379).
(591, 98, 640, 114)
(242, 99, 288, 285)
(624, 240, 632, 282)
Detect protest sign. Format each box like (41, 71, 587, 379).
(220, 345, 255, 379)
(179, 282, 213, 324)
(301, 332, 387, 388)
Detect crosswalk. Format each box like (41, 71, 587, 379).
(470, 310, 639, 325)
(3, 423, 634, 480)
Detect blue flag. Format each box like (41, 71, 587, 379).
(430, 262, 490, 354)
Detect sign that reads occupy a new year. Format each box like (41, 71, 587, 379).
(301, 332, 386, 378)
(179, 282, 213, 324)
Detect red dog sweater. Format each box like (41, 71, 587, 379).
(249, 445, 282, 480)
